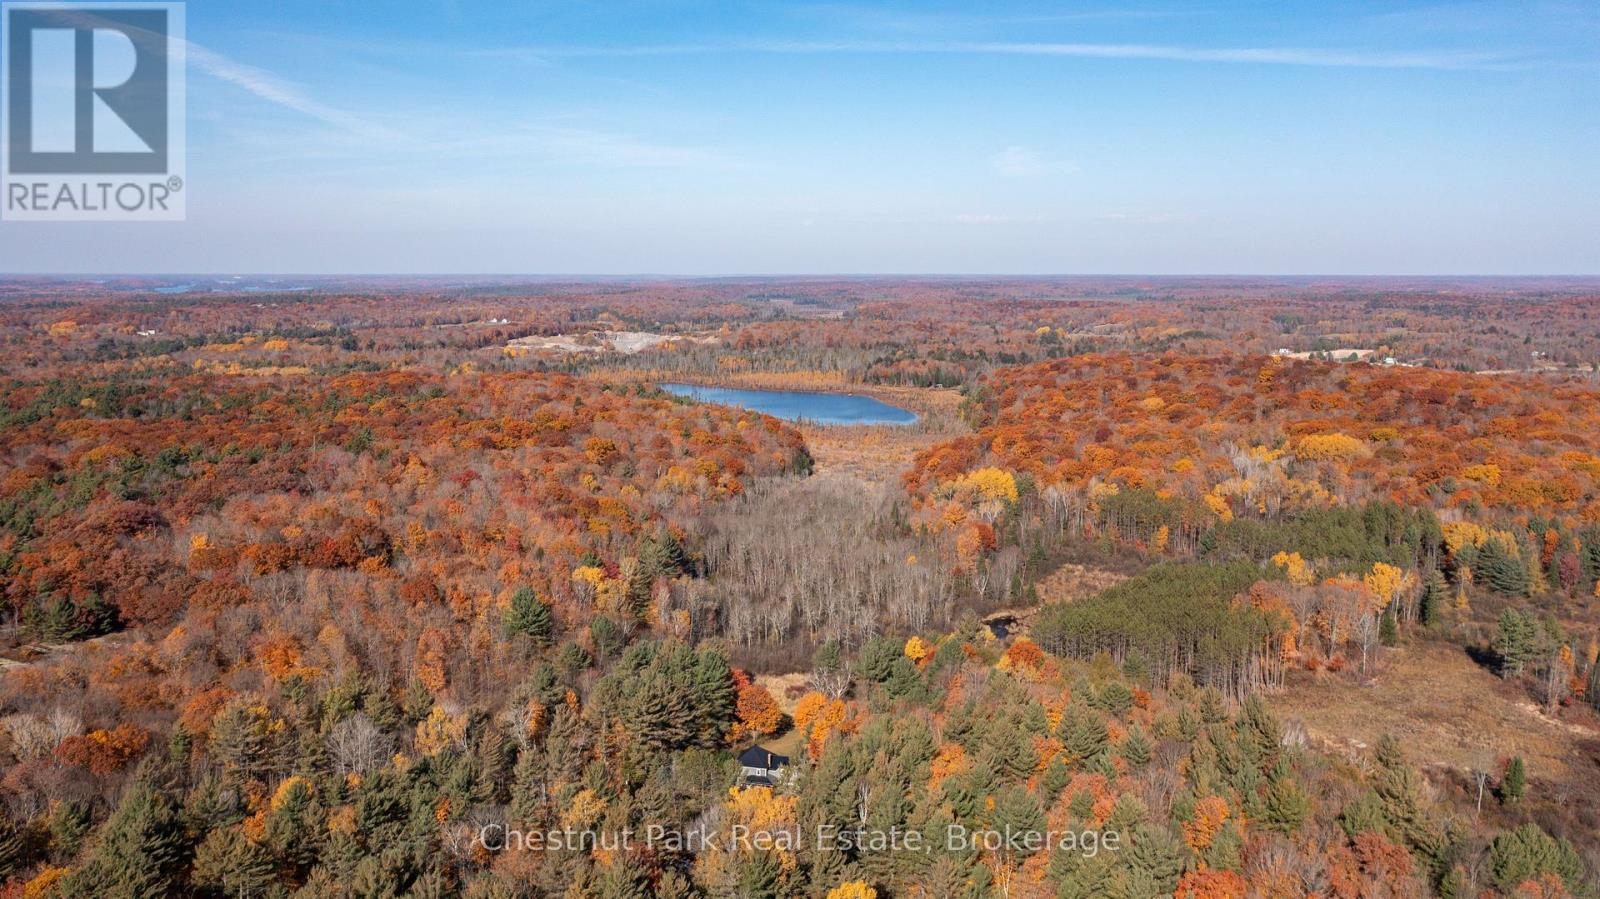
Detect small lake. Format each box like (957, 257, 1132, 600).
(660, 383, 918, 426)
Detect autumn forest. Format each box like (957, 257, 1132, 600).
(2, 276, 1599, 899)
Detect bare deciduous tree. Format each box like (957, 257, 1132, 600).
(693, 474, 963, 651)
(327, 713, 392, 776)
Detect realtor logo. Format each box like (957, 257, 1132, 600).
(2, 1, 185, 220)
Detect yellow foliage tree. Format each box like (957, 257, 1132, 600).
(1203, 491, 1233, 522)
(1442, 521, 1489, 557)
(904, 636, 930, 663)
(1294, 432, 1365, 462)
(948, 467, 1018, 504)
(23, 866, 68, 899)
(826, 882, 878, 899)
(1270, 551, 1315, 587)
(560, 787, 609, 831)
(414, 705, 469, 756)
(1364, 562, 1414, 610)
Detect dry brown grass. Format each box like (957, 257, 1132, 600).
(1034, 562, 1131, 605)
(1270, 640, 1600, 781)
(791, 385, 963, 483)
(755, 672, 811, 717)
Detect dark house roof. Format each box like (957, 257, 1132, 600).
(738, 745, 789, 770)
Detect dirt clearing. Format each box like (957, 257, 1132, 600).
(1271, 640, 1599, 781)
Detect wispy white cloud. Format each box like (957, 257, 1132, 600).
(185, 40, 405, 141)
(952, 212, 1049, 225)
(783, 3, 1195, 37)
(480, 38, 1524, 71)
(955, 41, 1515, 69)
(429, 126, 737, 169)
(186, 42, 729, 170)
(1097, 212, 1194, 224)
(989, 146, 1056, 177)
(241, 26, 1528, 73)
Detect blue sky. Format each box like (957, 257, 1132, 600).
(2, 0, 1596, 274)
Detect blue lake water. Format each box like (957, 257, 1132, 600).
(659, 383, 918, 425)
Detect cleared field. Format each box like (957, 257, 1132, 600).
(1271, 640, 1600, 781)
(507, 330, 717, 354)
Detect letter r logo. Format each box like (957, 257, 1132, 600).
(5, 5, 169, 173)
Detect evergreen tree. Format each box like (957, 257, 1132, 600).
(1105, 792, 1149, 834)
(33, 594, 82, 641)
(166, 723, 193, 768)
(1437, 866, 1466, 899)
(627, 669, 696, 751)
(1495, 609, 1539, 676)
(1338, 790, 1387, 838)
(1201, 820, 1244, 871)
(1480, 537, 1529, 595)
(1120, 725, 1152, 768)
(854, 637, 901, 683)
(182, 775, 244, 839)
(71, 592, 120, 638)
(504, 585, 553, 644)
(1419, 568, 1448, 627)
(59, 778, 187, 898)
(656, 528, 688, 575)
(689, 647, 736, 747)
(402, 678, 434, 724)
(1060, 705, 1109, 765)
(556, 641, 594, 676)
(655, 870, 698, 899)
(1500, 756, 1526, 804)
(475, 727, 515, 804)
(1488, 823, 1586, 895)
(191, 828, 276, 899)
(48, 800, 93, 861)
(1094, 681, 1134, 718)
(1262, 776, 1311, 834)
(736, 849, 786, 899)
(1236, 695, 1282, 767)
(1041, 755, 1070, 800)
(1067, 788, 1094, 822)
(208, 700, 276, 785)
(0, 813, 26, 881)
(1372, 737, 1445, 862)
(1197, 687, 1230, 724)
(1123, 824, 1185, 897)
(991, 785, 1045, 859)
(591, 615, 623, 660)
(882, 655, 923, 700)
(509, 746, 549, 826)
(265, 777, 324, 875)
(593, 855, 652, 899)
